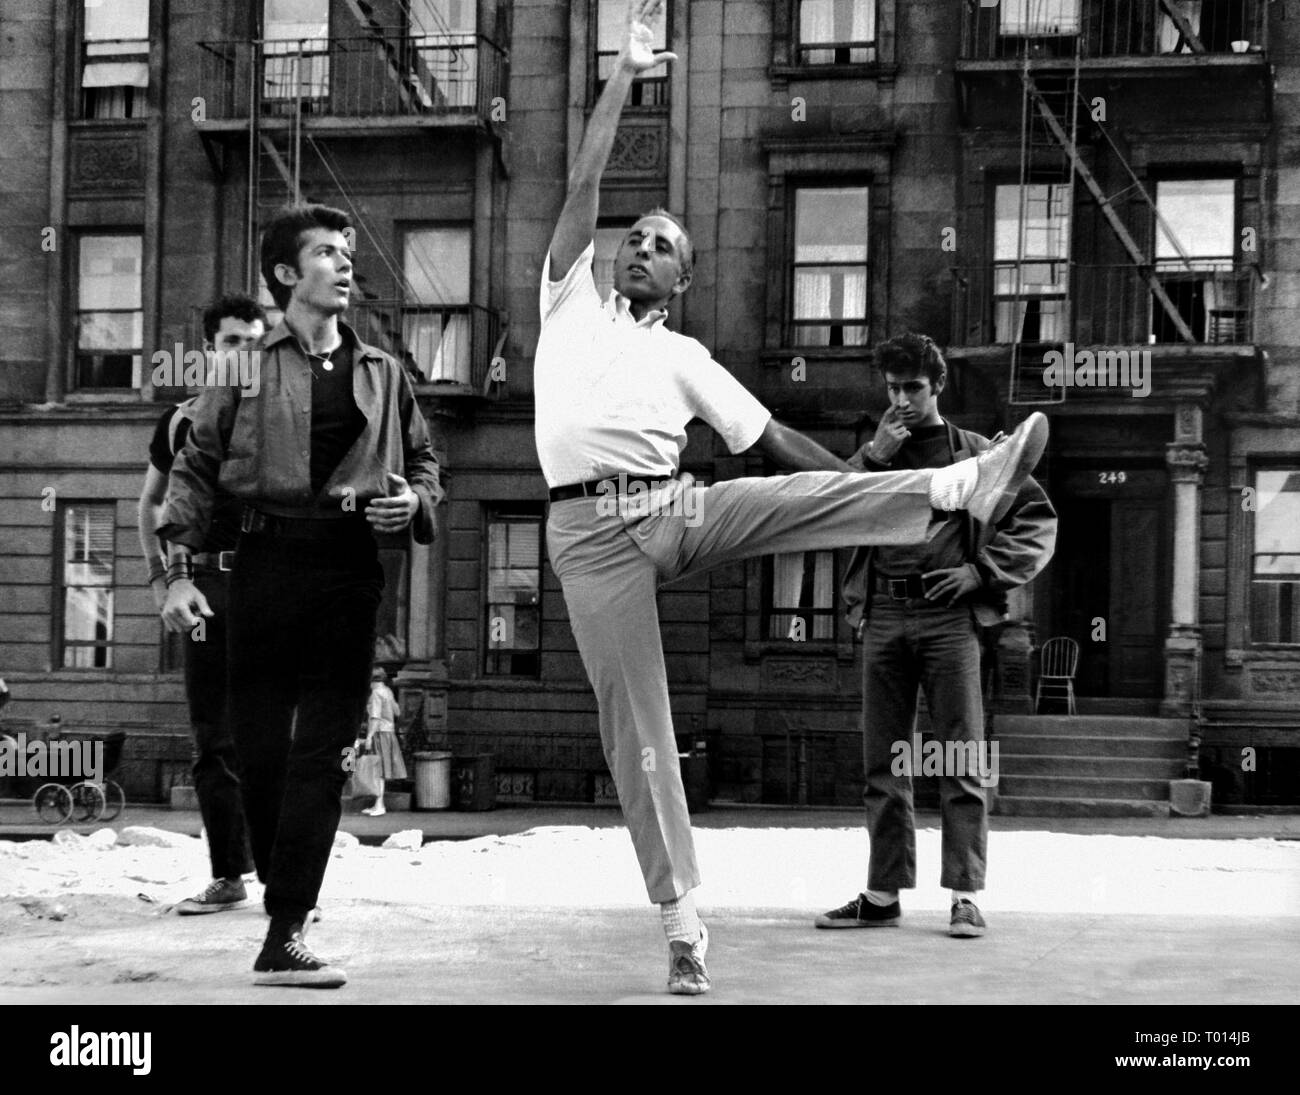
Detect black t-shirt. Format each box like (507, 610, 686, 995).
(308, 337, 367, 500)
(873, 422, 967, 575)
(149, 403, 241, 553)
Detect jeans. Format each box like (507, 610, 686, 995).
(186, 567, 254, 880)
(862, 594, 988, 892)
(226, 525, 383, 920)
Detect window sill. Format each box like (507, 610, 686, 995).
(67, 117, 148, 129)
(770, 62, 898, 88)
(745, 638, 855, 664)
(65, 390, 145, 405)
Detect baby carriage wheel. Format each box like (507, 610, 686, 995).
(70, 781, 105, 823)
(100, 779, 125, 822)
(34, 783, 73, 824)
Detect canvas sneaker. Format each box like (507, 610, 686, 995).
(253, 926, 347, 988)
(814, 893, 901, 928)
(176, 877, 249, 916)
(667, 922, 711, 995)
(949, 898, 987, 938)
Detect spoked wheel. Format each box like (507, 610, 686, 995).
(100, 780, 125, 822)
(34, 783, 73, 824)
(70, 781, 106, 823)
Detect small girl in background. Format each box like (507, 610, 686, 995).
(362, 668, 407, 817)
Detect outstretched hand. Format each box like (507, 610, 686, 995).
(622, 0, 677, 73)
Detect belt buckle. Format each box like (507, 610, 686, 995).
(888, 578, 909, 601)
(217, 550, 235, 572)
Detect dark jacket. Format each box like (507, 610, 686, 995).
(158, 320, 443, 550)
(842, 419, 1057, 631)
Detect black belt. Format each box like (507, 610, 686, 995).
(192, 551, 235, 572)
(548, 475, 661, 503)
(874, 572, 931, 600)
(240, 508, 368, 540)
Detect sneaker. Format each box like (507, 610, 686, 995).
(667, 922, 711, 996)
(933, 412, 1048, 526)
(361, 804, 386, 816)
(253, 927, 347, 988)
(176, 878, 249, 916)
(949, 899, 986, 938)
(814, 893, 901, 929)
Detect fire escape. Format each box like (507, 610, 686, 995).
(954, 0, 1270, 406)
(192, 2, 509, 397)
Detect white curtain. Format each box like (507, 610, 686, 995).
(770, 553, 807, 639)
(1000, 0, 1081, 36)
(1158, 1, 1203, 53)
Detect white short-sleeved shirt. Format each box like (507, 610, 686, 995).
(534, 241, 772, 488)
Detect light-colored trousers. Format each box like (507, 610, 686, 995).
(546, 470, 936, 903)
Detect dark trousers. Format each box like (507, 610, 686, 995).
(862, 595, 988, 892)
(227, 527, 383, 920)
(185, 568, 254, 880)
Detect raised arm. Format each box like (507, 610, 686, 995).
(547, 0, 677, 277)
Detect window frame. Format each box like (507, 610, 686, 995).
(770, 0, 896, 85)
(71, 230, 145, 392)
(1247, 465, 1300, 649)
(54, 501, 117, 671)
(588, 0, 672, 109)
(763, 550, 840, 643)
(398, 221, 475, 384)
(76, 0, 151, 121)
(482, 505, 545, 678)
(795, 0, 879, 65)
(989, 179, 1073, 345)
(784, 178, 871, 349)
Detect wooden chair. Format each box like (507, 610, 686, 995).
(1036, 636, 1079, 715)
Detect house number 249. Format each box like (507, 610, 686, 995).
(1098, 471, 1128, 485)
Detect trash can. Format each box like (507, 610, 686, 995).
(412, 751, 452, 810)
(453, 753, 496, 811)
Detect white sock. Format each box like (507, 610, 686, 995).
(952, 890, 977, 906)
(660, 891, 702, 943)
(928, 459, 977, 511)
(864, 889, 898, 906)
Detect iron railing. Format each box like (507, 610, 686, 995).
(951, 261, 1258, 347)
(195, 33, 506, 121)
(960, 0, 1267, 62)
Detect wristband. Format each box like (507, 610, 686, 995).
(164, 557, 194, 587)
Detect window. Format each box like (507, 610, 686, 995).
(790, 185, 869, 347)
(767, 552, 836, 641)
(375, 546, 410, 662)
(484, 510, 542, 676)
(593, 226, 625, 301)
(408, 0, 477, 109)
(1153, 178, 1241, 343)
(797, 0, 876, 64)
(402, 226, 472, 383)
(262, 0, 329, 109)
(80, 0, 149, 119)
(1250, 469, 1300, 645)
(993, 182, 1071, 343)
(75, 233, 143, 389)
(1000, 0, 1081, 37)
(593, 0, 668, 106)
(59, 503, 116, 669)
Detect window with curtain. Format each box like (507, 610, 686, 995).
(485, 510, 543, 676)
(1250, 469, 1300, 645)
(262, 0, 330, 105)
(593, 0, 669, 106)
(798, 0, 876, 64)
(999, 0, 1081, 36)
(402, 226, 472, 383)
(75, 233, 143, 389)
(992, 183, 1071, 344)
(80, 0, 149, 120)
(790, 185, 869, 347)
(408, 0, 478, 108)
(767, 552, 837, 641)
(1153, 178, 1237, 343)
(60, 503, 116, 669)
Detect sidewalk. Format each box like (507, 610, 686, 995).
(4, 798, 1300, 843)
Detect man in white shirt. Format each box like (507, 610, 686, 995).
(539, 0, 1048, 995)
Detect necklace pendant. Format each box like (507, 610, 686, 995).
(322, 360, 334, 371)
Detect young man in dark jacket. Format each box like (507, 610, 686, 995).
(815, 333, 1057, 938)
(158, 205, 443, 987)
